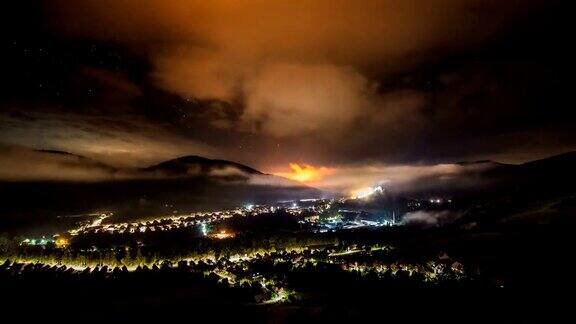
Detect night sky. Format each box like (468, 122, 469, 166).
(1, 0, 573, 190)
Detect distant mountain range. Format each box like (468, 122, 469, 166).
(31, 150, 267, 181)
(142, 155, 264, 181)
(0, 150, 322, 232)
(391, 151, 576, 198)
(21, 149, 322, 190)
(1, 149, 575, 233)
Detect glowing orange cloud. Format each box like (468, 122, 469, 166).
(273, 163, 333, 183)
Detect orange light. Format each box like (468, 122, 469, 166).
(274, 163, 333, 183)
(55, 237, 69, 248)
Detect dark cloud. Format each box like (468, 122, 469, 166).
(273, 161, 495, 195)
(45, 0, 531, 139)
(0, 145, 121, 181)
(0, 111, 215, 167)
(0, 0, 573, 186)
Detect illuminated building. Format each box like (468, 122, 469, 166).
(210, 230, 235, 240)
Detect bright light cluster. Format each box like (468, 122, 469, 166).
(350, 185, 384, 200)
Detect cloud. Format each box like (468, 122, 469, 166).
(0, 145, 121, 181)
(48, 0, 524, 140)
(0, 111, 215, 167)
(154, 49, 244, 101)
(240, 63, 376, 137)
(208, 165, 249, 178)
(270, 161, 495, 194)
(50, 1, 518, 64)
(247, 174, 307, 188)
(81, 67, 142, 102)
(402, 210, 461, 227)
(3, 0, 568, 170)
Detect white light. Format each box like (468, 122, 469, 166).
(351, 185, 383, 199)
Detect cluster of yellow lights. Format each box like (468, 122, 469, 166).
(349, 185, 384, 200)
(55, 237, 70, 249)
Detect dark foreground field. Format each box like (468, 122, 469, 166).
(3, 220, 574, 324)
(1, 266, 569, 323)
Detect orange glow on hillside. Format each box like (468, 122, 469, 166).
(210, 230, 235, 240)
(55, 237, 69, 249)
(273, 163, 333, 183)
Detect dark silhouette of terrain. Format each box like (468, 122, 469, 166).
(0, 151, 321, 233)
